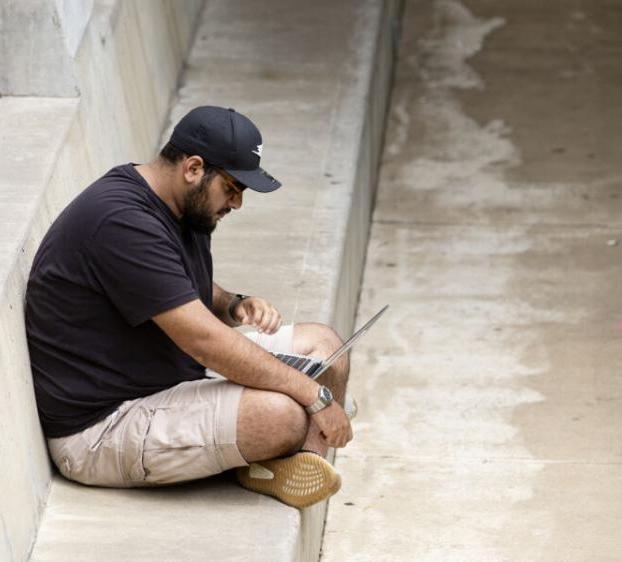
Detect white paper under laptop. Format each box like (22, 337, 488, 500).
(272, 305, 389, 380)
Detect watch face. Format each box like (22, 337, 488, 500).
(319, 386, 333, 403)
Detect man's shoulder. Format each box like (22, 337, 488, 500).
(32, 165, 172, 266)
(68, 164, 172, 236)
(82, 163, 151, 210)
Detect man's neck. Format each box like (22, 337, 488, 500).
(135, 160, 183, 217)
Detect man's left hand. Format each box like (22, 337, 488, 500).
(232, 297, 283, 334)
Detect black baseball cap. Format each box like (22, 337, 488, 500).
(169, 106, 281, 193)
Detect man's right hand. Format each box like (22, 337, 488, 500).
(310, 401, 353, 448)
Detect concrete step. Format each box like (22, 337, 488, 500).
(0, 98, 77, 281)
(29, 1, 401, 561)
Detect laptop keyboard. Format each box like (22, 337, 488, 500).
(272, 352, 323, 377)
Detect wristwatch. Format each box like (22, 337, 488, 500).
(305, 385, 333, 415)
(228, 293, 249, 321)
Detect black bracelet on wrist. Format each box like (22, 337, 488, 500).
(228, 293, 250, 321)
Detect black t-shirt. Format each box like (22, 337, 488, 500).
(26, 164, 213, 438)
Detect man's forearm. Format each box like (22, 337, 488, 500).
(212, 282, 237, 326)
(198, 321, 318, 406)
(153, 299, 318, 407)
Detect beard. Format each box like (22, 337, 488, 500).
(181, 173, 218, 234)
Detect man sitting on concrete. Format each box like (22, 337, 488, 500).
(25, 105, 353, 508)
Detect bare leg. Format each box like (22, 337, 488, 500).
(234, 323, 349, 508)
(236, 388, 309, 462)
(236, 322, 349, 461)
(291, 323, 350, 457)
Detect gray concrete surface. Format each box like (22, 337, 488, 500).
(32, 476, 301, 561)
(0, 97, 78, 562)
(30, 1, 400, 561)
(322, 0, 622, 560)
(0, 0, 80, 96)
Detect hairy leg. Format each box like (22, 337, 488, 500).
(292, 322, 350, 404)
(236, 388, 309, 462)
(236, 322, 351, 461)
(292, 322, 351, 456)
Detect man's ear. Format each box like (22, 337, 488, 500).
(182, 155, 205, 184)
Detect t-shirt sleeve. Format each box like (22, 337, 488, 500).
(85, 210, 199, 326)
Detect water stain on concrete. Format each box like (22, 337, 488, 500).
(323, 0, 563, 559)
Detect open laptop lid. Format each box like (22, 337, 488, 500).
(311, 305, 389, 380)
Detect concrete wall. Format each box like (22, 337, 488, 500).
(0, 1, 203, 559)
(0, 0, 79, 96)
(54, 0, 94, 57)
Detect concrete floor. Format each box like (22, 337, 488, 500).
(322, 0, 622, 560)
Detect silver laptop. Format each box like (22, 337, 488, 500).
(272, 305, 389, 380)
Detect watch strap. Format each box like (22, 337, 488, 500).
(305, 400, 330, 415)
(228, 293, 249, 321)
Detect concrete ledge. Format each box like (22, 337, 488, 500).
(31, 476, 301, 562)
(23, 1, 401, 560)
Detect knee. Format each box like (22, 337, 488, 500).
(294, 322, 345, 358)
(298, 322, 350, 379)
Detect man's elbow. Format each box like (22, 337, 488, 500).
(152, 299, 226, 367)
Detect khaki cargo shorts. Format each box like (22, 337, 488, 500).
(47, 326, 294, 488)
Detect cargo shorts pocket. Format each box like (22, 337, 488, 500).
(139, 403, 223, 485)
(81, 410, 121, 452)
(57, 455, 73, 480)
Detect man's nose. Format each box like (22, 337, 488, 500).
(230, 191, 243, 210)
